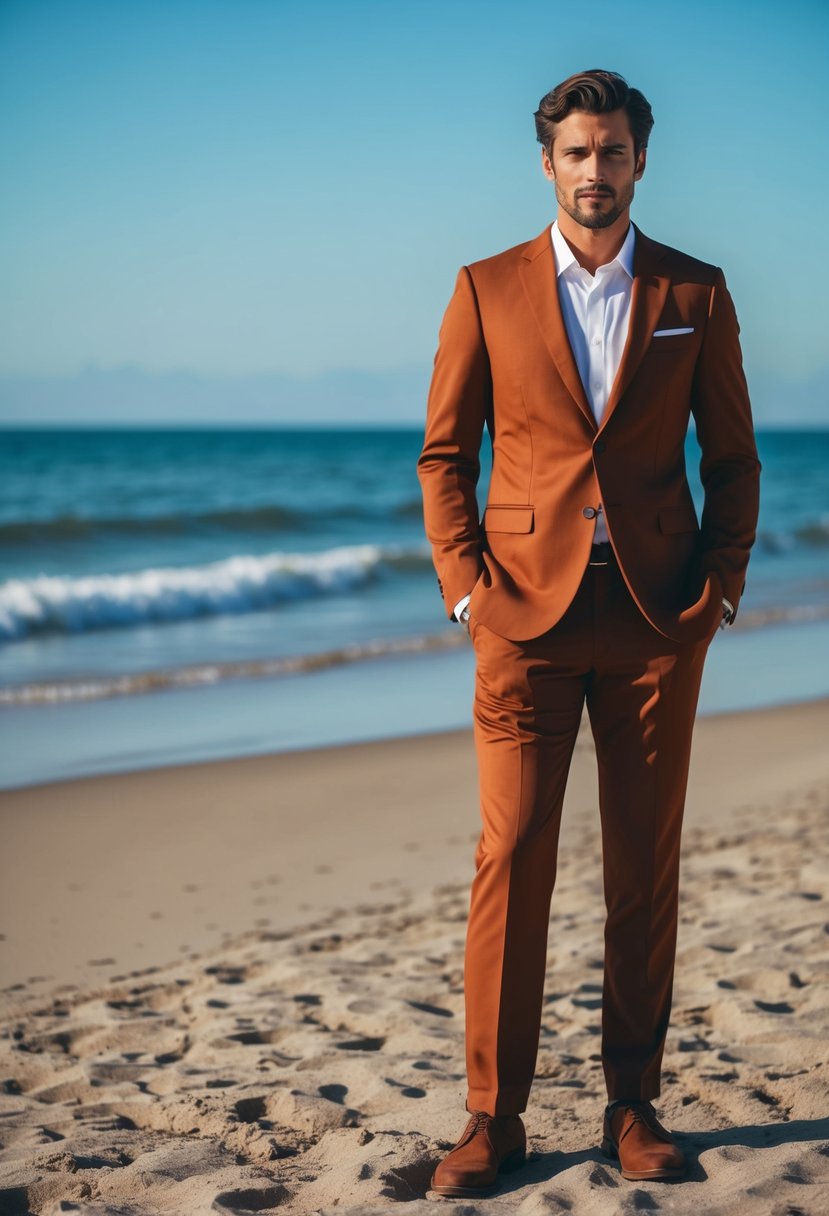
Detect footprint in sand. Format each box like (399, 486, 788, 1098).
(405, 1000, 454, 1018)
(318, 1082, 348, 1104)
(335, 1036, 386, 1051)
(292, 993, 322, 1006)
(212, 1184, 289, 1211)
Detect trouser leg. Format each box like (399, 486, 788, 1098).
(463, 581, 591, 1116)
(586, 558, 713, 1100)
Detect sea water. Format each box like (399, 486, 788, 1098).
(1, 427, 827, 788)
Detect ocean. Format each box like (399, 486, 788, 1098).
(1, 426, 827, 788)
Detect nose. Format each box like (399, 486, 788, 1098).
(585, 151, 605, 182)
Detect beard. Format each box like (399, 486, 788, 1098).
(555, 179, 635, 230)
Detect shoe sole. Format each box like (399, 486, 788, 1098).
(601, 1137, 687, 1181)
(430, 1145, 527, 1197)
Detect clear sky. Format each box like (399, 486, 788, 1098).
(1, 0, 828, 420)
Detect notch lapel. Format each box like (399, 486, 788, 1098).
(597, 224, 671, 435)
(519, 225, 596, 430)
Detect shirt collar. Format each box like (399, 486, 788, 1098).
(550, 218, 635, 279)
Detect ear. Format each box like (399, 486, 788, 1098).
(541, 146, 555, 183)
(634, 146, 647, 181)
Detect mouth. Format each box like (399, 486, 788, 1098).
(578, 191, 612, 201)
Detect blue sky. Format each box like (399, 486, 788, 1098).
(1, 0, 828, 423)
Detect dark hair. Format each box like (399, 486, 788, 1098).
(534, 69, 654, 159)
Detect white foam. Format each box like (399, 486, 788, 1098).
(0, 544, 416, 640)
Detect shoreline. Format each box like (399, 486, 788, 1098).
(4, 683, 829, 797)
(4, 612, 829, 793)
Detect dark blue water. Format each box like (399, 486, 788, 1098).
(0, 427, 827, 786)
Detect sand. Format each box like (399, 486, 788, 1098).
(1, 696, 828, 1214)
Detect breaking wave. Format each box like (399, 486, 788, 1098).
(0, 543, 432, 641)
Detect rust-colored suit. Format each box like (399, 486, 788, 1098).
(417, 221, 761, 1115)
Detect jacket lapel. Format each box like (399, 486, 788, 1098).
(519, 225, 595, 430)
(598, 224, 670, 434)
(518, 221, 671, 434)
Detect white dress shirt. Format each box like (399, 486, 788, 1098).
(453, 220, 733, 628)
(550, 217, 634, 545)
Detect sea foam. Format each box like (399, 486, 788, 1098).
(0, 543, 427, 640)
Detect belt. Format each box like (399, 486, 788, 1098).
(588, 540, 613, 566)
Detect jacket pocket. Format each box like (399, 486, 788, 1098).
(658, 503, 699, 534)
(483, 505, 535, 533)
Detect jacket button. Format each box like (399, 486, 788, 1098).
(594, 439, 606, 454)
(582, 506, 597, 518)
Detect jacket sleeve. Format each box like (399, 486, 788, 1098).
(417, 266, 491, 619)
(690, 267, 762, 622)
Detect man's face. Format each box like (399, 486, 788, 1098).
(541, 108, 646, 230)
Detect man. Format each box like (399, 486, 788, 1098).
(417, 69, 761, 1197)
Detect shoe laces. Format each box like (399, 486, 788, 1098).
(609, 1099, 654, 1138)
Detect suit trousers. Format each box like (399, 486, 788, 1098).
(463, 547, 716, 1116)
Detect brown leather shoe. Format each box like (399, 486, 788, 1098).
(430, 1109, 526, 1197)
(601, 1099, 686, 1180)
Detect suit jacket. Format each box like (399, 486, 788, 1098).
(417, 221, 762, 644)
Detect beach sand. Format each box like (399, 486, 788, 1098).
(1, 697, 828, 1213)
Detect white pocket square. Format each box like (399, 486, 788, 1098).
(652, 327, 694, 337)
